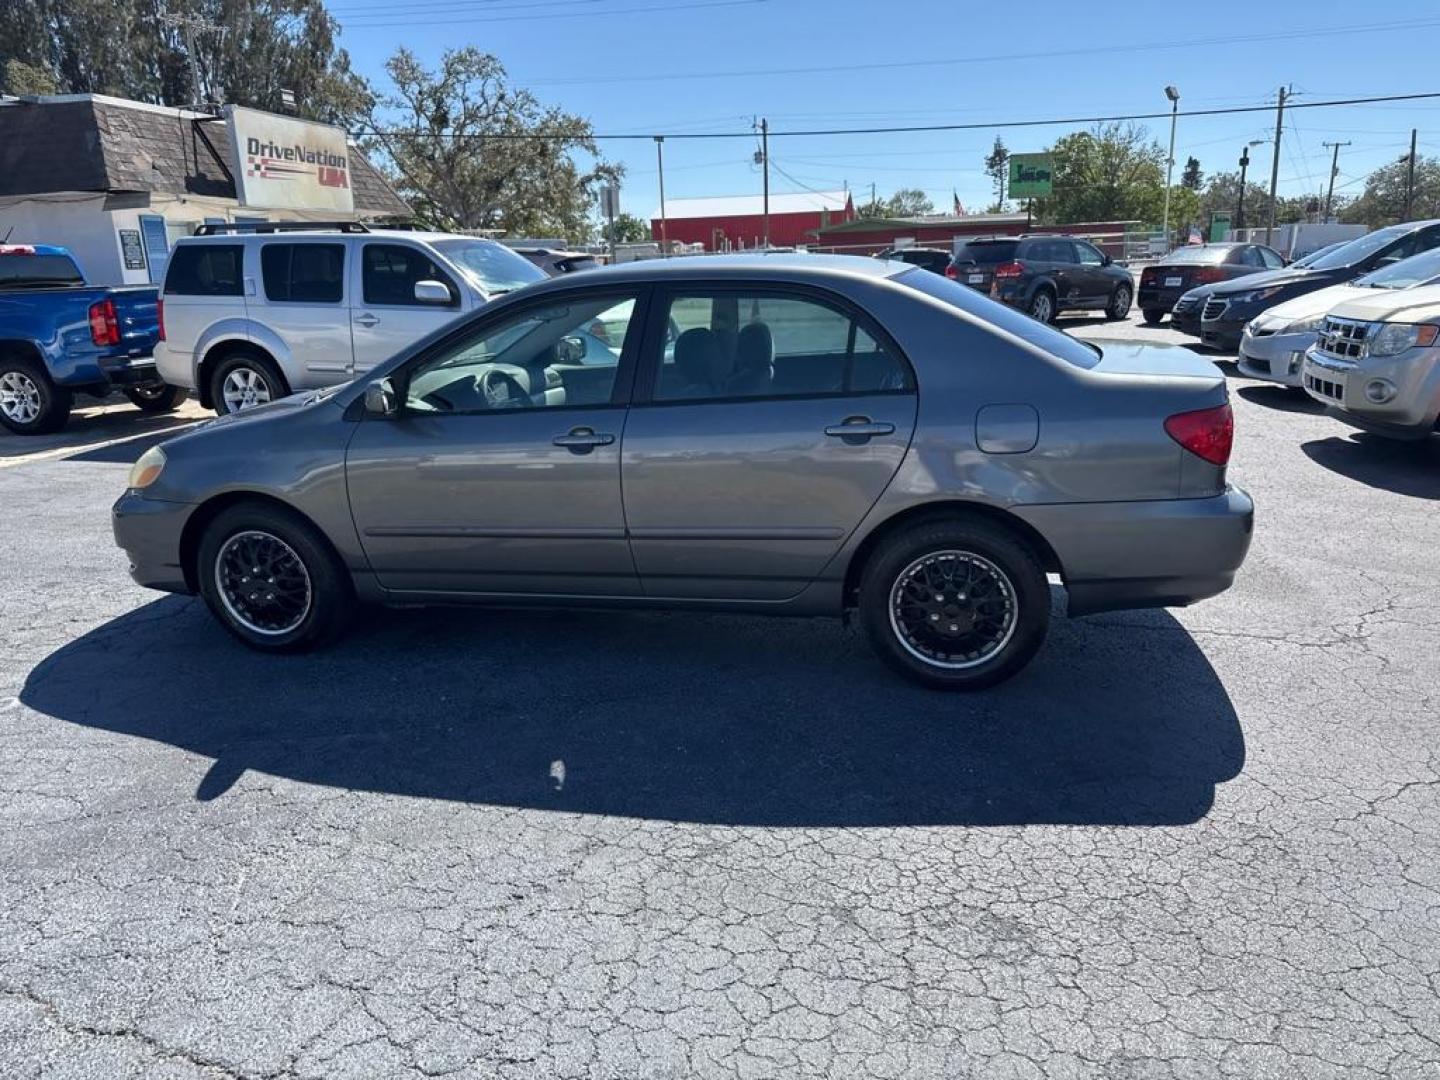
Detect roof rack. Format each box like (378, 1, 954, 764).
(192, 221, 372, 237)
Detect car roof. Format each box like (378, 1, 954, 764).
(515, 252, 911, 292)
(172, 229, 499, 245)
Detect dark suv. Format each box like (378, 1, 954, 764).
(876, 247, 952, 275)
(947, 235, 1133, 322)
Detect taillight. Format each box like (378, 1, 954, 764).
(993, 260, 1025, 279)
(88, 298, 120, 346)
(944, 264, 958, 279)
(1192, 266, 1227, 284)
(157, 298, 166, 342)
(1165, 403, 1234, 466)
(1140, 267, 1159, 285)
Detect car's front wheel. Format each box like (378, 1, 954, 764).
(197, 503, 354, 653)
(859, 518, 1050, 690)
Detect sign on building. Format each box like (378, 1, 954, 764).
(225, 105, 354, 213)
(1008, 153, 1054, 200)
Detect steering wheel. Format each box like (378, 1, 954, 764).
(479, 368, 528, 408)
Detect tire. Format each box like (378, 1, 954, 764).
(196, 502, 355, 653)
(859, 517, 1050, 691)
(1027, 288, 1056, 324)
(1142, 308, 1165, 326)
(1106, 284, 1133, 321)
(208, 350, 288, 416)
(123, 383, 187, 413)
(0, 356, 72, 435)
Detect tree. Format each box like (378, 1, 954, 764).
(365, 47, 620, 238)
(1181, 156, 1203, 190)
(1, 58, 56, 95)
(609, 213, 651, 244)
(984, 136, 1010, 210)
(1031, 123, 1167, 226)
(1198, 171, 1274, 232)
(856, 188, 934, 219)
(1342, 154, 1440, 229)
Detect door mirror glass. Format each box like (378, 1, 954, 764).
(414, 279, 454, 304)
(364, 377, 398, 417)
(555, 335, 587, 364)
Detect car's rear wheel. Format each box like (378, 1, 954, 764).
(0, 357, 71, 435)
(1107, 284, 1133, 321)
(1027, 288, 1056, 324)
(209, 351, 287, 416)
(1142, 308, 1165, 325)
(860, 518, 1050, 690)
(123, 383, 187, 413)
(197, 503, 354, 653)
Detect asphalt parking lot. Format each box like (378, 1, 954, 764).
(3, 314, 1439, 1079)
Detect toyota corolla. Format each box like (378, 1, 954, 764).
(113, 255, 1253, 690)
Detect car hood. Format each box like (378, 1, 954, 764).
(1257, 283, 1368, 325)
(1326, 282, 1440, 324)
(1208, 266, 1336, 296)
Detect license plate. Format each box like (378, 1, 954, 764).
(968, 273, 985, 284)
(1165, 276, 1183, 287)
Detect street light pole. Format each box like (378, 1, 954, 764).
(760, 117, 770, 249)
(654, 136, 668, 255)
(1236, 146, 1251, 232)
(1161, 85, 1180, 248)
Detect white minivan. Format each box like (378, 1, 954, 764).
(155, 223, 546, 414)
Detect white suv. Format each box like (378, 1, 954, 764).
(154, 224, 546, 414)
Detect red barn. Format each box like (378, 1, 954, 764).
(652, 190, 853, 251)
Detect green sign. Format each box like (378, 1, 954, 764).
(1008, 153, 1054, 199)
(1209, 212, 1232, 242)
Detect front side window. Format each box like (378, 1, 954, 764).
(653, 291, 912, 402)
(363, 244, 459, 307)
(164, 244, 242, 296)
(1075, 242, 1104, 267)
(403, 294, 638, 414)
(260, 243, 344, 303)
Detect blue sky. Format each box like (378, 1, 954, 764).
(331, 0, 1440, 221)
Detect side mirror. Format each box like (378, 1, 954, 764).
(363, 377, 398, 417)
(556, 335, 587, 364)
(413, 279, 453, 305)
(1101, 253, 1113, 266)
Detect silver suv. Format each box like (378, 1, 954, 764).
(154, 223, 545, 414)
(1302, 282, 1440, 439)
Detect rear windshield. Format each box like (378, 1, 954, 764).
(0, 253, 84, 288)
(1306, 225, 1412, 270)
(431, 239, 546, 295)
(899, 267, 1101, 370)
(952, 240, 1018, 265)
(1163, 246, 1231, 265)
(1354, 246, 1440, 290)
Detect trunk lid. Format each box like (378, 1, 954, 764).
(1089, 340, 1226, 381)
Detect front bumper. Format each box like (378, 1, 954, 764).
(1014, 486, 1255, 617)
(1200, 316, 1246, 351)
(1302, 346, 1440, 440)
(1237, 328, 1316, 387)
(112, 492, 195, 594)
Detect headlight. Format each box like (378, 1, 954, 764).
(127, 446, 166, 490)
(1235, 286, 1285, 305)
(1284, 315, 1324, 335)
(1367, 322, 1440, 357)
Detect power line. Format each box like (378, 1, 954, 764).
(353, 91, 1440, 142)
(334, 0, 763, 26)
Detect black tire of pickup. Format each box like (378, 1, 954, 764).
(123, 384, 188, 413)
(0, 355, 72, 435)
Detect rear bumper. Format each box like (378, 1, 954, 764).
(1014, 486, 1255, 617)
(112, 492, 194, 594)
(1137, 286, 1187, 312)
(97, 354, 161, 387)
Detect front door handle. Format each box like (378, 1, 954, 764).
(354, 313, 379, 328)
(552, 427, 616, 453)
(825, 417, 895, 440)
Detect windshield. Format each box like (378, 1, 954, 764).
(900, 267, 1101, 369)
(1305, 226, 1412, 271)
(431, 239, 546, 295)
(1291, 241, 1343, 268)
(1353, 246, 1440, 290)
(953, 241, 1018, 265)
(0, 253, 84, 288)
(1163, 246, 1231, 265)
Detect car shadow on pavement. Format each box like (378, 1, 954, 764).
(21, 596, 1244, 828)
(1236, 385, 1325, 413)
(0, 407, 198, 460)
(1302, 433, 1440, 499)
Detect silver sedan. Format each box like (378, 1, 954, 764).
(113, 255, 1253, 689)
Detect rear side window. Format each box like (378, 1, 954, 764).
(164, 244, 242, 296)
(0, 253, 84, 287)
(362, 244, 458, 306)
(260, 244, 344, 303)
(954, 241, 1018, 265)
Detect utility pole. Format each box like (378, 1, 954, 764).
(1322, 141, 1350, 222)
(1405, 128, 1418, 220)
(654, 136, 667, 255)
(1265, 85, 1288, 247)
(159, 11, 225, 106)
(760, 118, 770, 249)
(1161, 85, 1180, 247)
(1236, 145, 1251, 231)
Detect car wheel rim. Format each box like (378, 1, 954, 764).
(1114, 287, 1131, 316)
(222, 367, 272, 412)
(1034, 295, 1052, 321)
(0, 371, 42, 424)
(214, 530, 312, 636)
(888, 550, 1018, 670)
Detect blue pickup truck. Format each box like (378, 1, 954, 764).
(0, 244, 181, 435)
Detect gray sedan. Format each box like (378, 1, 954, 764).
(113, 255, 1253, 690)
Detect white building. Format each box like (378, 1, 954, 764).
(0, 93, 409, 287)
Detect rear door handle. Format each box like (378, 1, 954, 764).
(354, 313, 379, 328)
(824, 417, 895, 439)
(552, 427, 616, 453)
